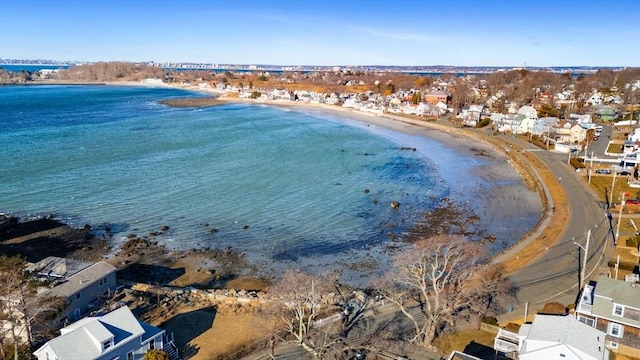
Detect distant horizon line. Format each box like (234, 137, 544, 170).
(0, 58, 632, 70)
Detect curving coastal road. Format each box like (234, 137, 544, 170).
(494, 134, 614, 323)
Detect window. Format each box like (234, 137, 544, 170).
(149, 339, 155, 350)
(103, 340, 111, 350)
(578, 316, 595, 327)
(127, 351, 134, 360)
(75, 292, 81, 300)
(613, 304, 624, 317)
(610, 341, 618, 349)
(608, 323, 624, 338)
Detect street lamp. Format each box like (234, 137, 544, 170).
(573, 230, 591, 290)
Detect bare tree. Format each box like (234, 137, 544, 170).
(0, 256, 65, 359)
(267, 269, 376, 358)
(374, 235, 506, 348)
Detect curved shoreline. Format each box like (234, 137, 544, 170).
(199, 90, 561, 273)
(3, 81, 562, 277)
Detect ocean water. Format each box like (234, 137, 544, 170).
(0, 85, 540, 276)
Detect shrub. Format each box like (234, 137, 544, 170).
(539, 302, 567, 315)
(143, 349, 171, 360)
(482, 316, 498, 325)
(477, 117, 491, 128)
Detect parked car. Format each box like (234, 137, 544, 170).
(595, 169, 612, 174)
(626, 198, 640, 205)
(619, 171, 632, 176)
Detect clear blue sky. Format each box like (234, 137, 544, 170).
(1, 0, 639, 67)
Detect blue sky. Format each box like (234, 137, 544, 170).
(1, 0, 638, 67)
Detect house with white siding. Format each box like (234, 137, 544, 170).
(33, 306, 178, 360)
(517, 105, 538, 120)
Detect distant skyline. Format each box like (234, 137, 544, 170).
(1, 0, 639, 68)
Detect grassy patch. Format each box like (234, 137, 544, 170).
(433, 329, 497, 355)
(588, 175, 640, 204)
(607, 143, 624, 153)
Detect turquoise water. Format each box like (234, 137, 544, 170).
(0, 85, 539, 273)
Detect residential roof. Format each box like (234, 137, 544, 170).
(26, 256, 93, 278)
(518, 314, 607, 360)
(592, 276, 640, 328)
(34, 306, 156, 360)
(42, 261, 116, 299)
(425, 90, 450, 96)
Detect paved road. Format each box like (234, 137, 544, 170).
(495, 135, 615, 323)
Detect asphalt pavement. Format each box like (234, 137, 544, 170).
(494, 135, 616, 324)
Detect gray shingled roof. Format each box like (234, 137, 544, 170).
(518, 314, 607, 360)
(592, 276, 640, 328)
(43, 261, 116, 299)
(35, 306, 150, 360)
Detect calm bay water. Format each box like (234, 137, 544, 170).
(0, 85, 540, 275)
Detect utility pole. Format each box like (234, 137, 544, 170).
(610, 171, 618, 206)
(616, 192, 626, 244)
(573, 230, 591, 290)
(583, 230, 591, 289)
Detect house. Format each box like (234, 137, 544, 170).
(593, 106, 619, 122)
(460, 104, 483, 127)
(33, 306, 178, 360)
(517, 105, 538, 120)
(549, 120, 587, 144)
(586, 92, 604, 106)
(424, 89, 450, 105)
(531, 117, 559, 137)
(40, 261, 117, 325)
(551, 120, 574, 144)
(517, 314, 609, 360)
(569, 113, 593, 124)
(570, 124, 588, 144)
(511, 114, 535, 134)
(575, 276, 640, 356)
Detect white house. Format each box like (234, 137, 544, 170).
(517, 105, 538, 120)
(586, 92, 604, 106)
(33, 306, 177, 360)
(569, 113, 593, 124)
(517, 314, 609, 360)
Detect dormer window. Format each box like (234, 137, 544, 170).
(613, 304, 624, 317)
(103, 340, 112, 350)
